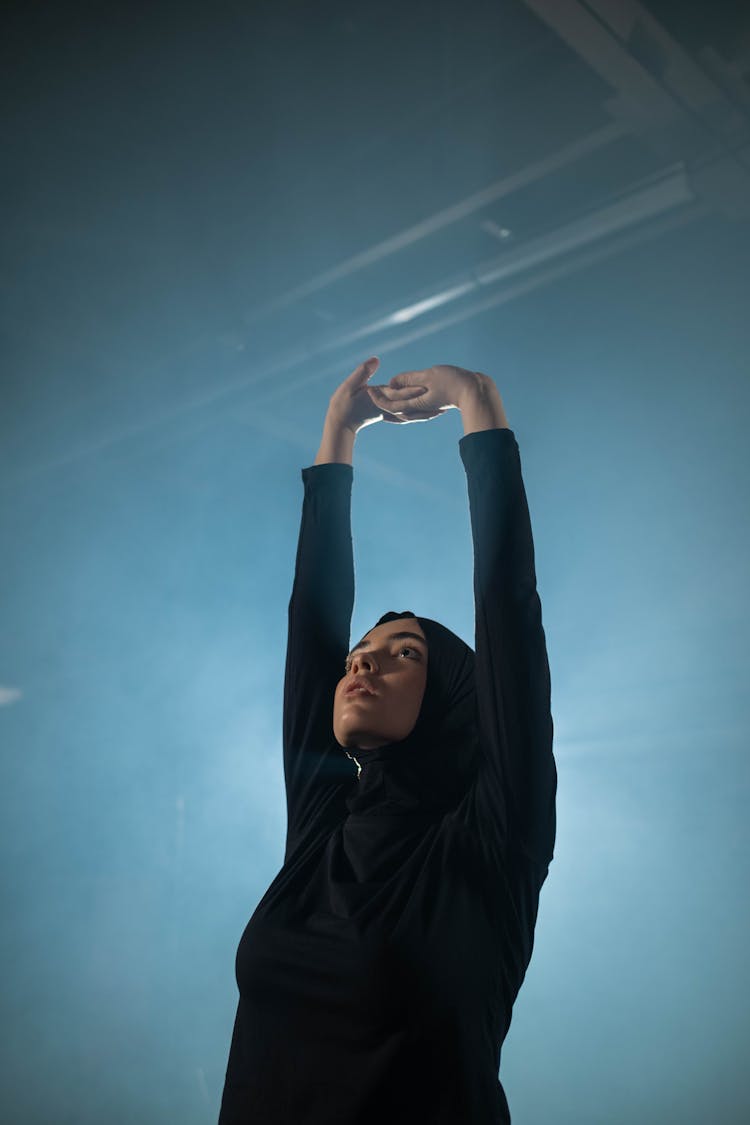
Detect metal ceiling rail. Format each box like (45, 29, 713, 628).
(5, 187, 704, 488)
(242, 121, 628, 324)
(522, 0, 750, 181)
(253, 202, 704, 408)
(575, 0, 747, 136)
(301, 165, 694, 353)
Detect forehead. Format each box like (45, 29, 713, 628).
(360, 619, 427, 647)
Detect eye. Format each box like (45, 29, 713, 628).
(398, 646, 421, 660)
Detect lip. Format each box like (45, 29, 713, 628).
(344, 680, 378, 698)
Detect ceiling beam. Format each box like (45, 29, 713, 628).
(243, 121, 626, 325)
(521, 0, 750, 215)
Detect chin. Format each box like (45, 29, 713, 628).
(337, 726, 390, 750)
(339, 729, 371, 748)
(334, 726, 358, 749)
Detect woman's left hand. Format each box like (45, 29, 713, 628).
(367, 365, 484, 422)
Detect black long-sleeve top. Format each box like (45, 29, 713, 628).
(219, 427, 556, 1124)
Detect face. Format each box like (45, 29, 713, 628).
(333, 618, 428, 751)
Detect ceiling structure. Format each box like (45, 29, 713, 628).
(245, 0, 750, 407)
(2, 5, 749, 1124)
(3, 0, 749, 474)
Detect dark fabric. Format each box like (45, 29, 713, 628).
(219, 428, 557, 1124)
(344, 611, 480, 817)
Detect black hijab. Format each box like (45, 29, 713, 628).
(342, 611, 479, 817)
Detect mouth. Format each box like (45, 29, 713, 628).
(345, 684, 377, 698)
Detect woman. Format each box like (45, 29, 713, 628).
(219, 359, 557, 1124)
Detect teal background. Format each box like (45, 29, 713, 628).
(2, 2, 749, 1121)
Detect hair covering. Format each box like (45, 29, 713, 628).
(343, 610, 479, 817)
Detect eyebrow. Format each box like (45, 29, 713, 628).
(347, 631, 428, 658)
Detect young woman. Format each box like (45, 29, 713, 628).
(218, 360, 557, 1124)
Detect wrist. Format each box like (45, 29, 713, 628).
(455, 370, 490, 410)
(458, 373, 510, 434)
(314, 414, 356, 465)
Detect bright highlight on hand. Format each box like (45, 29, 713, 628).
(317, 359, 506, 464)
(327, 357, 441, 432)
(366, 365, 481, 423)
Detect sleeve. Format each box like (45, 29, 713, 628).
(282, 461, 356, 855)
(457, 428, 557, 868)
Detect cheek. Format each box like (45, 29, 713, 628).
(333, 681, 346, 705)
(400, 674, 427, 716)
(333, 685, 359, 723)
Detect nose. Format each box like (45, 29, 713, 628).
(349, 651, 379, 675)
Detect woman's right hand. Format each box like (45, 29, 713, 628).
(326, 357, 440, 434)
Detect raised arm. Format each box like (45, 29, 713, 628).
(367, 368, 556, 867)
(458, 377, 556, 868)
(283, 454, 353, 848)
(283, 359, 436, 854)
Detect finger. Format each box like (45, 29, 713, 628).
(391, 409, 442, 419)
(347, 356, 379, 384)
(388, 369, 427, 389)
(385, 407, 443, 421)
(392, 411, 443, 424)
(367, 384, 426, 401)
